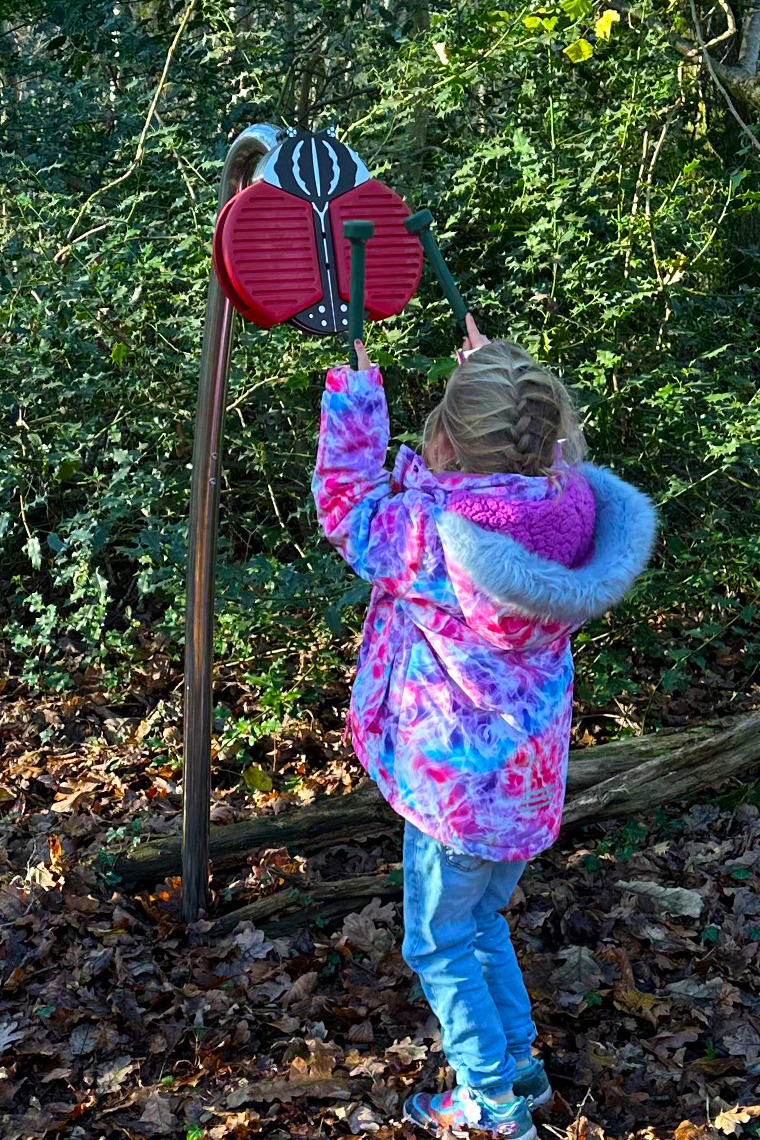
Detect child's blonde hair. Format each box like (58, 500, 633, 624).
(423, 341, 585, 477)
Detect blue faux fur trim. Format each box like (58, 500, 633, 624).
(437, 464, 657, 626)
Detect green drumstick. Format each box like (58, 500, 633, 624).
(404, 208, 468, 329)
(343, 219, 375, 369)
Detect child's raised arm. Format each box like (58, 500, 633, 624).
(311, 342, 430, 596)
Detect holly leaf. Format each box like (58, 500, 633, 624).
(24, 535, 42, 570)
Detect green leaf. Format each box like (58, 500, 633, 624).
(512, 128, 532, 155)
(561, 0, 593, 19)
(110, 341, 129, 366)
(564, 38, 594, 62)
(55, 458, 79, 482)
(523, 15, 542, 29)
(428, 357, 456, 383)
(324, 603, 344, 637)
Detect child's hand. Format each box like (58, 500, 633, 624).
(354, 339, 372, 370)
(457, 313, 490, 363)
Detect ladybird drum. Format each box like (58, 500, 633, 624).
(212, 126, 423, 334)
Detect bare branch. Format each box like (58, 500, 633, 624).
(57, 0, 197, 256)
(52, 223, 110, 264)
(691, 0, 760, 152)
(610, 0, 760, 111)
(699, 0, 737, 51)
(645, 112, 676, 325)
(624, 129, 649, 279)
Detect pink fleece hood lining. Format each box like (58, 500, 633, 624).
(391, 446, 596, 570)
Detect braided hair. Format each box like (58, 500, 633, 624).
(423, 341, 585, 477)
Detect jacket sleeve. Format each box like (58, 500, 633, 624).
(311, 364, 429, 595)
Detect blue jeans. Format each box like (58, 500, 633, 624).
(402, 821, 536, 1097)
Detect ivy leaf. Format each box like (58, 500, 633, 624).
(564, 38, 594, 62)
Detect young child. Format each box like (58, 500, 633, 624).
(312, 315, 656, 1139)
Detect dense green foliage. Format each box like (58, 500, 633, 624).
(2, 0, 759, 736)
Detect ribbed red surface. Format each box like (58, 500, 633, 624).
(219, 182, 323, 327)
(212, 196, 255, 319)
(329, 181, 422, 320)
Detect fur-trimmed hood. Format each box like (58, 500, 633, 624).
(438, 463, 657, 629)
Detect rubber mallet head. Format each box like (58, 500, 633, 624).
(344, 219, 375, 368)
(404, 209, 468, 327)
(344, 219, 376, 242)
(403, 208, 435, 235)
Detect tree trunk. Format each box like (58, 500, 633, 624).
(112, 712, 760, 893)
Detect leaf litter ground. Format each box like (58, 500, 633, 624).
(0, 688, 759, 1140)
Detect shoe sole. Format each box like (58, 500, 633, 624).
(402, 1110, 538, 1140)
(527, 1088, 553, 1108)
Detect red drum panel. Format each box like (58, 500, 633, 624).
(219, 181, 323, 328)
(329, 180, 422, 320)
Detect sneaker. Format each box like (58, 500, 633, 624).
(513, 1057, 552, 1108)
(403, 1085, 537, 1138)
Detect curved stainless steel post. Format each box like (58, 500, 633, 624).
(182, 124, 280, 923)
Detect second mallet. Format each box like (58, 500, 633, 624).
(404, 208, 468, 329)
(343, 219, 375, 369)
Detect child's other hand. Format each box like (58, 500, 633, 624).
(457, 313, 490, 362)
(354, 339, 372, 371)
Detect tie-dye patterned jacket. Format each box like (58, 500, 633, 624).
(312, 364, 656, 862)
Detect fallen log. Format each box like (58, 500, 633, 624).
(113, 780, 397, 891)
(112, 712, 760, 894)
(213, 870, 402, 938)
(563, 709, 760, 826)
